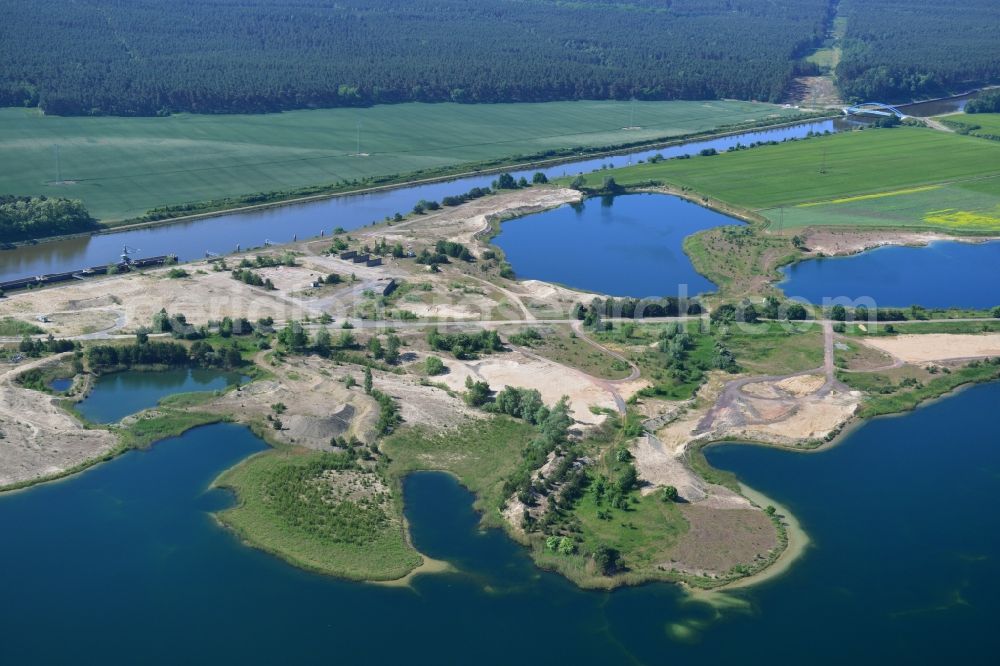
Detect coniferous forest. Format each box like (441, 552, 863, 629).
(0, 0, 997, 116)
(0, 0, 831, 115)
(836, 0, 1000, 101)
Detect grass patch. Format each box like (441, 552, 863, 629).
(594, 322, 724, 399)
(511, 326, 632, 380)
(683, 225, 803, 299)
(383, 417, 536, 525)
(848, 359, 1000, 418)
(117, 410, 224, 449)
(215, 450, 421, 581)
(943, 113, 1000, 141)
(0, 317, 44, 336)
(720, 322, 824, 374)
(684, 443, 741, 492)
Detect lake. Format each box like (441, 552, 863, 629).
(781, 240, 1000, 309)
(493, 193, 733, 297)
(1, 375, 998, 663)
(75, 368, 245, 423)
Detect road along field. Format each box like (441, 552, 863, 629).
(0, 100, 797, 223)
(569, 126, 1000, 233)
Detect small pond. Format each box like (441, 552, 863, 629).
(493, 193, 736, 298)
(47, 377, 73, 393)
(75, 368, 245, 423)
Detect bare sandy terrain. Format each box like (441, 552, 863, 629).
(0, 355, 117, 488)
(860, 333, 1000, 364)
(436, 349, 617, 425)
(802, 229, 999, 257)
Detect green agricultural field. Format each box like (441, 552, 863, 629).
(571, 126, 1000, 232)
(0, 100, 797, 223)
(943, 113, 1000, 141)
(776, 177, 1000, 232)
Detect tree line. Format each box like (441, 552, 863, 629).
(0, 196, 97, 243)
(0, 0, 831, 116)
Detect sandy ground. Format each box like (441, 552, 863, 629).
(0, 189, 588, 340)
(635, 366, 861, 503)
(0, 355, 117, 488)
(776, 374, 827, 396)
(436, 349, 616, 426)
(363, 187, 581, 256)
(860, 333, 1000, 364)
(203, 354, 478, 450)
(785, 75, 843, 108)
(802, 229, 999, 257)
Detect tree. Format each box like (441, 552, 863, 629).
(531, 172, 549, 184)
(464, 376, 491, 407)
(830, 304, 847, 321)
(493, 173, 518, 190)
(618, 463, 639, 493)
(785, 303, 808, 321)
(592, 545, 621, 576)
(278, 322, 309, 351)
(368, 337, 384, 359)
(710, 303, 738, 323)
(338, 330, 356, 349)
(363, 366, 373, 395)
(570, 175, 586, 190)
(384, 333, 401, 364)
(425, 356, 446, 375)
(314, 327, 332, 356)
(660, 485, 679, 502)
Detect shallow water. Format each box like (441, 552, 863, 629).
(493, 193, 733, 297)
(780, 240, 1000, 308)
(1, 378, 999, 663)
(75, 367, 245, 423)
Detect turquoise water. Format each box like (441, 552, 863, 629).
(1, 383, 999, 663)
(75, 368, 244, 423)
(781, 240, 1000, 309)
(493, 193, 732, 297)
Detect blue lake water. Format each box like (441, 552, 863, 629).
(781, 240, 1000, 308)
(75, 368, 244, 423)
(493, 193, 733, 297)
(2, 377, 999, 663)
(47, 377, 73, 392)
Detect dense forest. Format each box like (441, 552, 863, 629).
(0, 196, 97, 242)
(0, 0, 831, 115)
(836, 0, 1000, 102)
